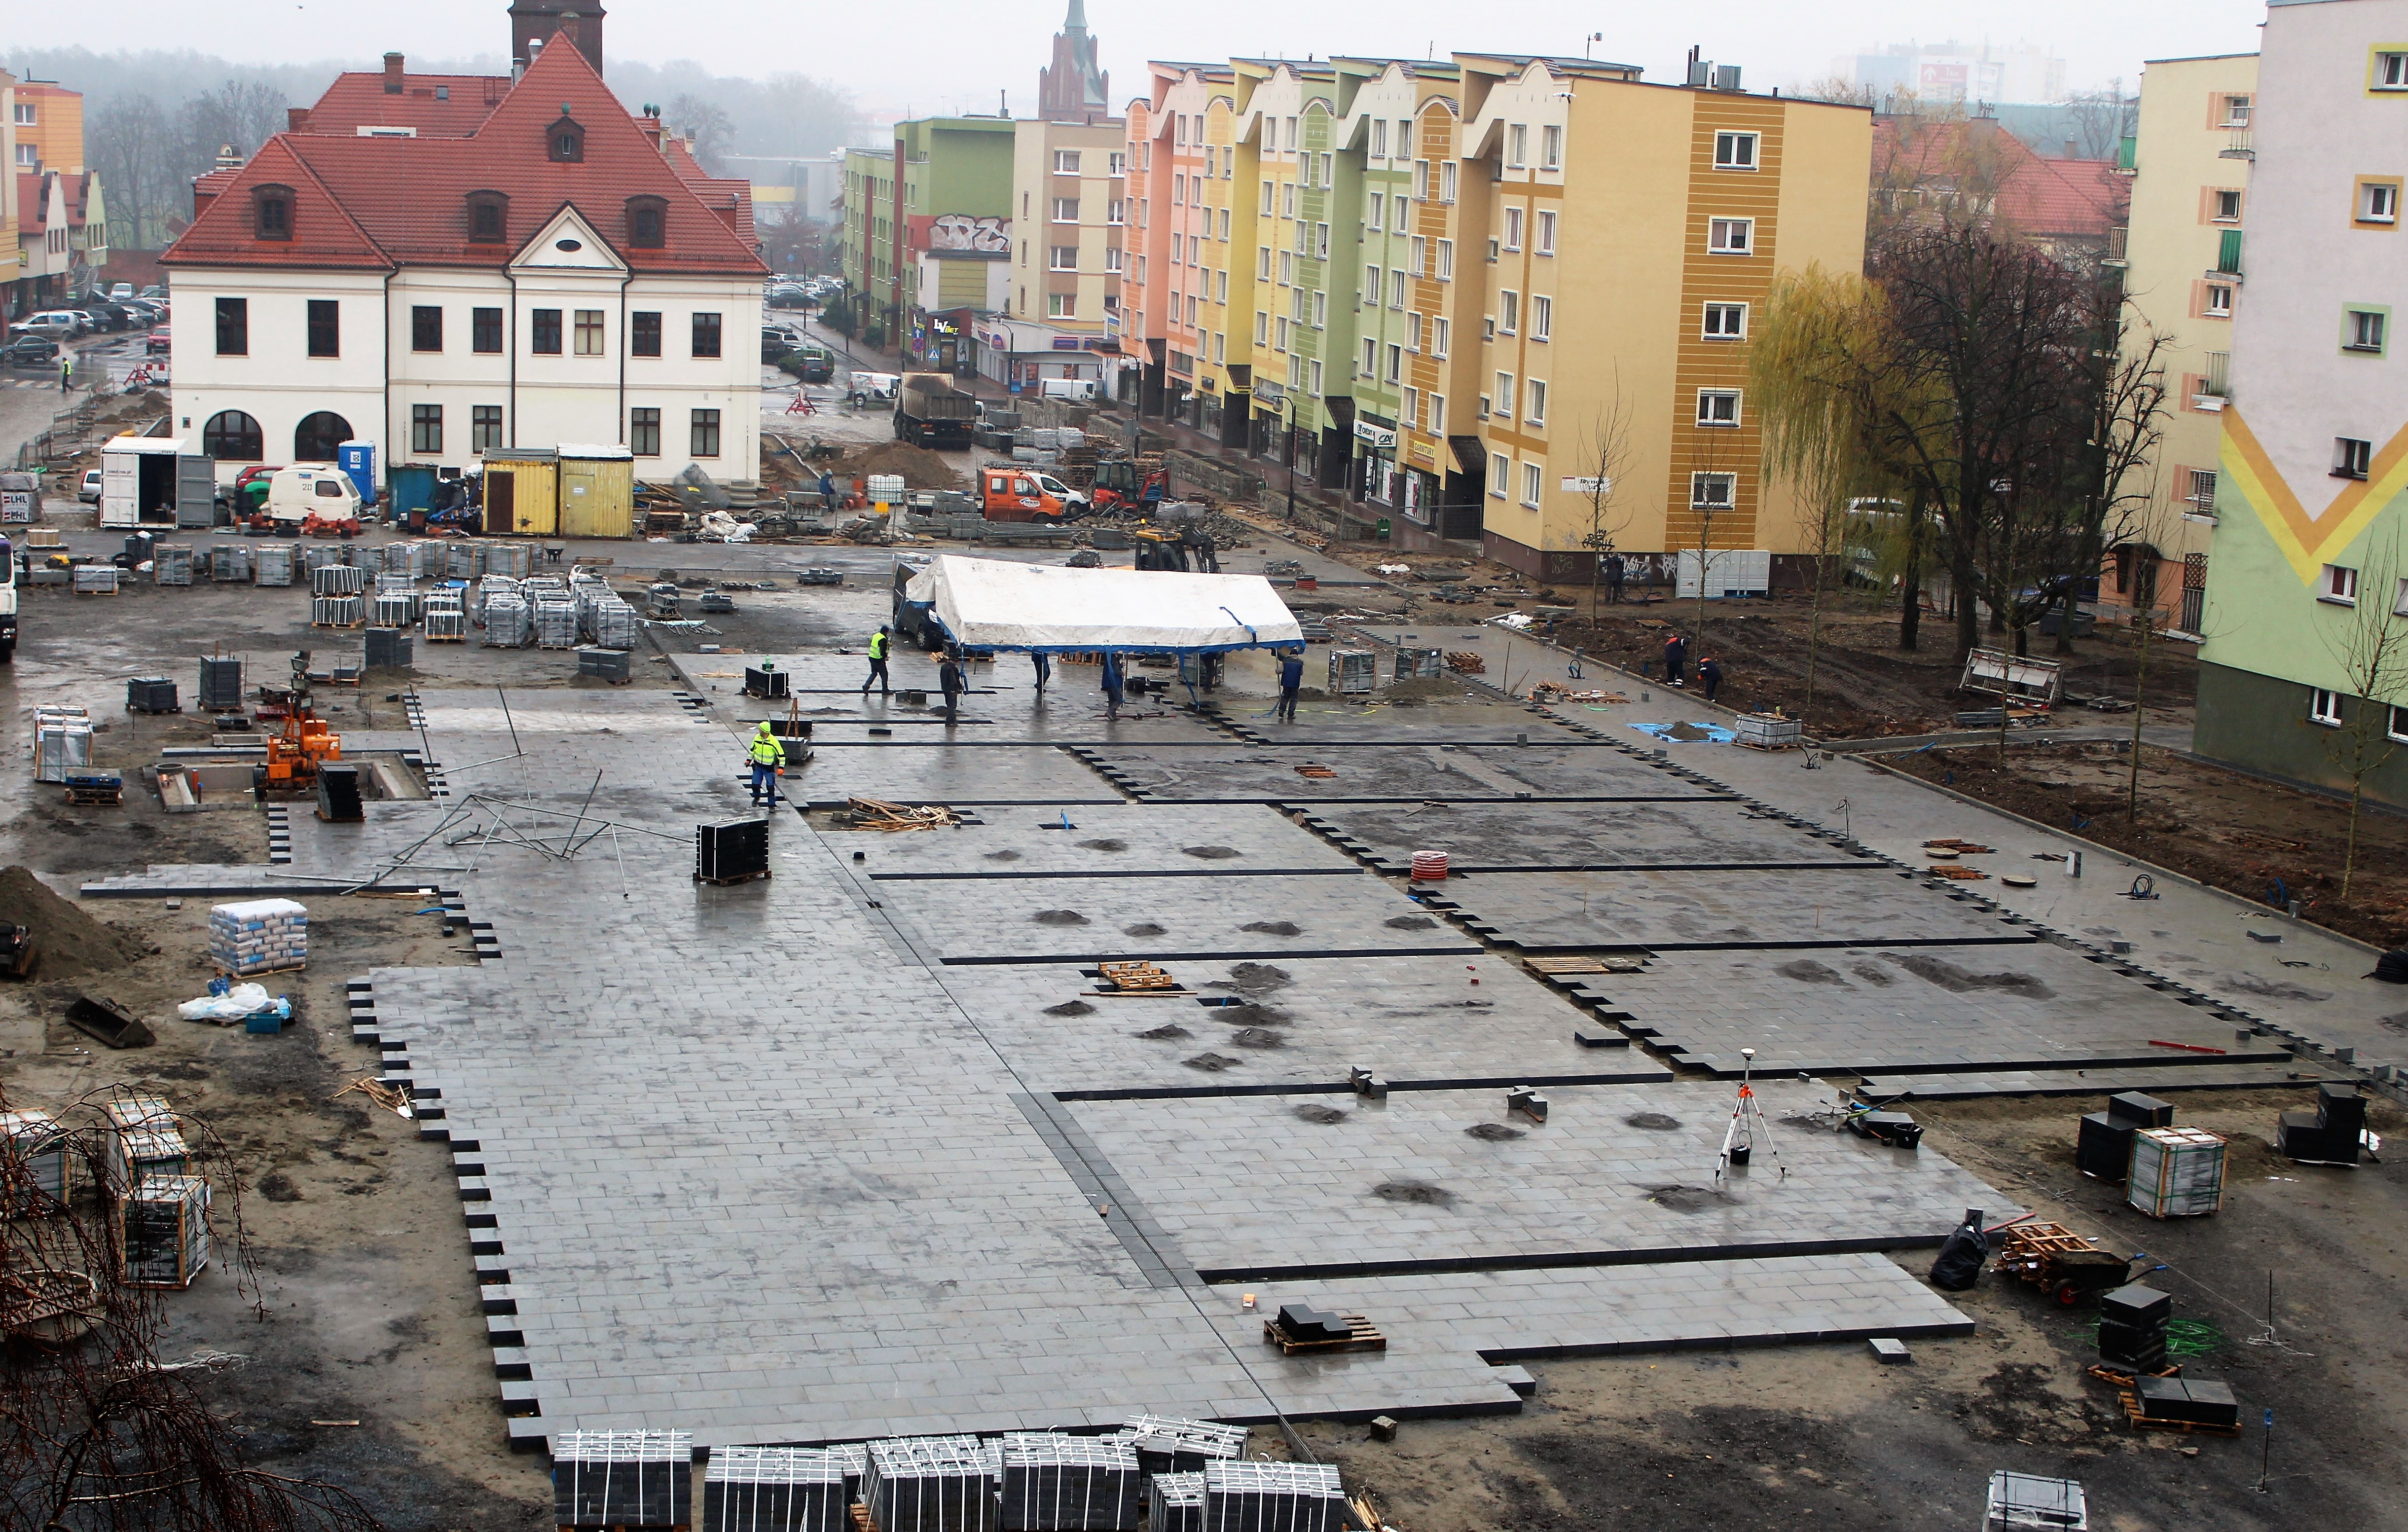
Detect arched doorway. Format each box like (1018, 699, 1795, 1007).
(202, 410, 263, 461)
(293, 411, 353, 463)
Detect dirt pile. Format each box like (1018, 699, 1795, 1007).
(0, 865, 157, 980)
(828, 442, 964, 489)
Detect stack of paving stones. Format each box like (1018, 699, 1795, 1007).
(1118, 1417, 1246, 1473)
(1148, 1473, 1207, 1532)
(1199, 1461, 1345, 1532)
(997, 1433, 1141, 1530)
(864, 1436, 1003, 1532)
(552, 1429, 692, 1529)
(703, 1446, 851, 1532)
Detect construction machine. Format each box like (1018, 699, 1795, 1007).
(253, 653, 342, 798)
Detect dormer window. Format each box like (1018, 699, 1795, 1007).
(467, 190, 509, 243)
(625, 195, 667, 249)
(253, 184, 294, 241)
(548, 110, 584, 163)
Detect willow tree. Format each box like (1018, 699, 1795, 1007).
(1749, 267, 1909, 713)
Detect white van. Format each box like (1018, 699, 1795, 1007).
(10, 311, 82, 341)
(1038, 377, 1099, 402)
(261, 464, 364, 530)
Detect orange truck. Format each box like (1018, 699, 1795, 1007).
(978, 466, 1091, 525)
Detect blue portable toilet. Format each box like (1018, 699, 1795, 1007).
(336, 440, 379, 508)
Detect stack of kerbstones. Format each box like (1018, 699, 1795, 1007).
(998, 1433, 1140, 1530)
(1123, 1417, 1250, 1532)
(1149, 1473, 1207, 1532)
(703, 1446, 850, 1532)
(208, 898, 306, 976)
(553, 1430, 693, 1529)
(863, 1436, 1002, 1532)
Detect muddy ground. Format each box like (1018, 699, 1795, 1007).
(1883, 742, 2408, 950)
(1295, 1090, 2408, 1532)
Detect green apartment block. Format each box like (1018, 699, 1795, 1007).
(1240, 62, 1357, 483)
(841, 118, 1015, 362)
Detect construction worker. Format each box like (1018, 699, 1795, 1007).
(1032, 651, 1052, 696)
(1275, 648, 1305, 723)
(746, 722, 786, 807)
(939, 651, 967, 725)
(1699, 655, 1725, 704)
(1101, 652, 1126, 721)
(861, 625, 892, 697)
(59, 354, 73, 393)
(1605, 554, 1626, 604)
(1663, 631, 1688, 688)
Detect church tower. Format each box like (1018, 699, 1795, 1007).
(1036, 0, 1110, 123)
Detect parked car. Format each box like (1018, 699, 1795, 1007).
(0, 335, 60, 367)
(78, 469, 103, 504)
(66, 311, 100, 335)
(10, 311, 82, 341)
(106, 282, 135, 301)
(146, 327, 171, 356)
(761, 327, 794, 363)
(139, 285, 165, 300)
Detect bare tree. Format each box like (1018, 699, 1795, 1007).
(2062, 83, 2138, 161)
(1570, 378, 1639, 626)
(2319, 539, 2408, 900)
(665, 95, 737, 176)
(0, 1083, 382, 1532)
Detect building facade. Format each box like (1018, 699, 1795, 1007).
(2194, 0, 2408, 807)
(997, 116, 1126, 389)
(162, 30, 766, 487)
(1240, 63, 1352, 482)
(2110, 52, 2261, 631)
(1462, 56, 1871, 580)
(869, 117, 1013, 373)
(5, 73, 108, 315)
(839, 146, 897, 341)
(1124, 66, 1231, 429)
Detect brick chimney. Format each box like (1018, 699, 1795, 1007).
(288, 106, 310, 132)
(383, 52, 405, 94)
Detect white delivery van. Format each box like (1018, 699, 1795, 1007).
(260, 464, 365, 531)
(1038, 377, 1099, 402)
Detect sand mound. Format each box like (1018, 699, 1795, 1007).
(833, 442, 963, 489)
(0, 866, 156, 981)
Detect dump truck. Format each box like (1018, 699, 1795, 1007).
(894, 373, 979, 450)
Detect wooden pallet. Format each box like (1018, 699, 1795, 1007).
(1293, 764, 1338, 778)
(1265, 1313, 1386, 1355)
(63, 784, 123, 806)
(693, 868, 771, 887)
(2087, 1362, 2182, 1387)
(1097, 960, 1178, 992)
(2117, 1389, 2239, 1437)
(1928, 865, 1991, 881)
(1527, 954, 1648, 975)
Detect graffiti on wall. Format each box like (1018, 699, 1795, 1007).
(927, 214, 1010, 252)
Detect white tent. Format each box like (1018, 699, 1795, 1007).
(902, 554, 1304, 654)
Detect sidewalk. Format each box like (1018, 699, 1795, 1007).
(1338, 614, 2405, 1085)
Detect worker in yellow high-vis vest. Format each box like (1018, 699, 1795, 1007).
(860, 625, 892, 697)
(747, 722, 786, 807)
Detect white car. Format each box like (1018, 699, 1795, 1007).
(107, 283, 134, 300)
(78, 469, 103, 504)
(11, 311, 81, 341)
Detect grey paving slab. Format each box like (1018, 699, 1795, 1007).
(787, 743, 1128, 807)
(876, 872, 1479, 964)
(1203, 1252, 1974, 1365)
(1591, 944, 2298, 1076)
(1067, 1082, 2015, 1279)
(953, 954, 1675, 1095)
(1215, 698, 1598, 746)
(843, 802, 1361, 878)
(1298, 800, 1870, 874)
(1074, 743, 1726, 803)
(1421, 865, 2024, 951)
(1854, 1061, 2351, 1100)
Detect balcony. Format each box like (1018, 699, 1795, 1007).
(2219, 126, 2253, 160)
(2102, 225, 2128, 269)
(2193, 351, 2230, 412)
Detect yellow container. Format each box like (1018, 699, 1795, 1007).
(481, 451, 558, 537)
(556, 449, 635, 539)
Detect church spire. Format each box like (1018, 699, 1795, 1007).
(1064, 0, 1088, 31)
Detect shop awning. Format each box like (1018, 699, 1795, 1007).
(902, 554, 1303, 654)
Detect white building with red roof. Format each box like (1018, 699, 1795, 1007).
(162, 19, 767, 498)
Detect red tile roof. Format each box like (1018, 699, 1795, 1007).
(162, 41, 765, 277)
(302, 71, 512, 137)
(1871, 117, 2126, 240)
(14, 175, 44, 231)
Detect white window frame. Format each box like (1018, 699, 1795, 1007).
(1401, 388, 1419, 430)
(1504, 207, 1524, 251)
(2187, 469, 2218, 511)
(1052, 196, 1080, 222)
(1530, 295, 1551, 342)
(2204, 283, 2233, 318)
(1261, 181, 1275, 216)
(1254, 311, 1269, 346)
(1361, 337, 1376, 377)
(2364, 182, 2400, 223)
(1410, 235, 1427, 276)
(1525, 378, 1546, 424)
(1049, 246, 1079, 271)
(1489, 452, 1510, 498)
(1541, 125, 1563, 170)
(2377, 51, 2408, 89)
(1372, 120, 1389, 158)
(1398, 121, 1414, 158)
(2310, 688, 2344, 727)
(1385, 343, 1403, 384)
(2322, 564, 2360, 604)
(1498, 291, 1518, 334)
(1714, 130, 1760, 170)
(2392, 703, 2408, 745)
(1520, 462, 1542, 508)
(1108, 151, 1128, 177)
(1258, 248, 1272, 281)
(1430, 394, 1446, 434)
(2212, 189, 2242, 222)
(2337, 436, 2374, 478)
(1054, 150, 1082, 174)
(1432, 318, 1450, 358)
(1309, 358, 1323, 396)
(1312, 290, 1326, 328)
(1494, 372, 1514, 418)
(1697, 388, 1741, 427)
(1507, 124, 1528, 168)
(1405, 312, 1423, 351)
(1390, 269, 1408, 310)
(1709, 217, 1754, 255)
(1367, 192, 1384, 231)
(2346, 308, 2388, 353)
(1278, 251, 1294, 287)
(1440, 161, 1457, 202)
(1536, 210, 1556, 255)
(1047, 292, 1077, 319)
(1703, 301, 1748, 339)
(1691, 472, 1736, 510)
(1276, 317, 1290, 352)
(1105, 246, 1124, 273)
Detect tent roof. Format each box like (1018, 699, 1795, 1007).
(903, 555, 1303, 654)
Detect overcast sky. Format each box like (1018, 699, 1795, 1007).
(6, 0, 2270, 120)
